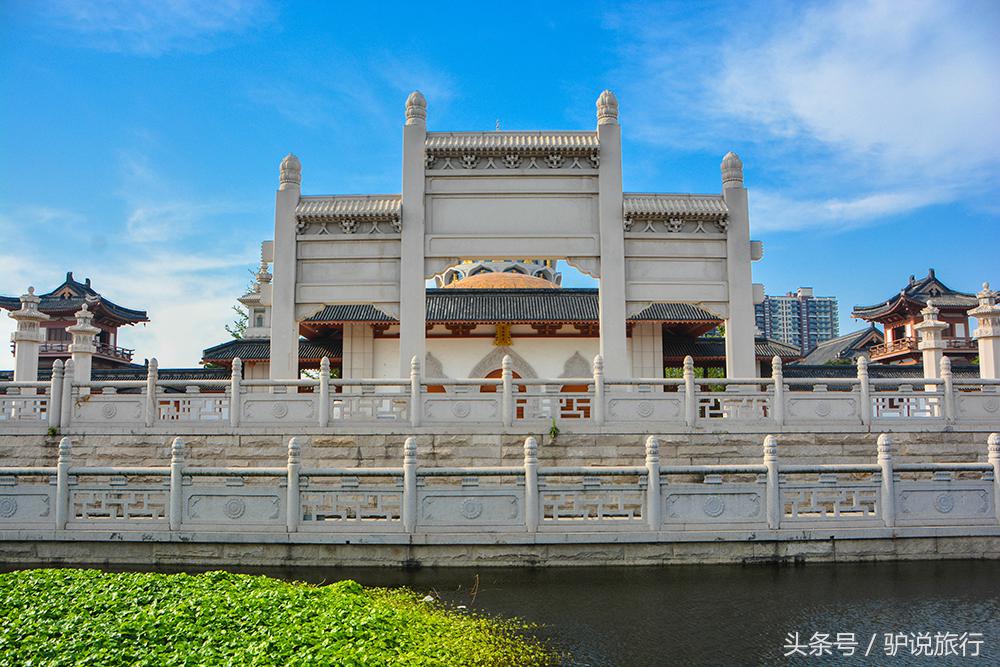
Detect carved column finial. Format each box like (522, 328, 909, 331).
(596, 89, 618, 125)
(279, 153, 301, 190)
(405, 90, 427, 126)
(721, 151, 744, 188)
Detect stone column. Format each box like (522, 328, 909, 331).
(968, 282, 1000, 379)
(398, 91, 428, 377)
(721, 152, 757, 378)
(914, 300, 947, 388)
(9, 287, 49, 384)
(66, 303, 100, 391)
(269, 153, 302, 380)
(596, 90, 629, 379)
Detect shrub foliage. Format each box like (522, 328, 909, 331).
(0, 569, 552, 666)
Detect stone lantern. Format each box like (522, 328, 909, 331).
(66, 302, 101, 391)
(968, 282, 1000, 379)
(9, 287, 49, 384)
(914, 299, 947, 382)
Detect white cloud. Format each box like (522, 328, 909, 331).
(750, 188, 951, 233)
(718, 0, 1000, 179)
(0, 147, 262, 370)
(39, 0, 274, 56)
(609, 0, 1000, 231)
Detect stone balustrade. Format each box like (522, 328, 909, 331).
(0, 433, 997, 543)
(2, 355, 999, 434)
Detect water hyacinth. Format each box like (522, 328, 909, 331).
(0, 569, 553, 666)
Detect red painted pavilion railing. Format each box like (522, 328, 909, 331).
(871, 336, 977, 360)
(15, 342, 137, 362)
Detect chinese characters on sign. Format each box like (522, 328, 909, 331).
(783, 632, 984, 658)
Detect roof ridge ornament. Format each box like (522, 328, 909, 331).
(406, 90, 426, 126)
(597, 90, 618, 125)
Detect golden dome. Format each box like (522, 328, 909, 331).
(444, 272, 558, 289)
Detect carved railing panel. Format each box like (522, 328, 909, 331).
(330, 394, 409, 423)
(242, 394, 315, 424)
(895, 479, 995, 526)
(539, 477, 646, 528)
(158, 396, 229, 422)
(0, 395, 48, 422)
(0, 478, 53, 528)
(69, 481, 169, 527)
(779, 480, 881, 526)
(662, 483, 765, 528)
(698, 391, 771, 421)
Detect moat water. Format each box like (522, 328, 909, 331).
(9, 560, 1000, 665)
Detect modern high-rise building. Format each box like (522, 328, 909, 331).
(755, 287, 839, 354)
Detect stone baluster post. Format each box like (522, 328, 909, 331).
(683, 356, 697, 427)
(286, 437, 302, 533)
(230, 358, 242, 428)
(9, 287, 49, 390)
(524, 436, 539, 534)
(402, 437, 418, 533)
(968, 283, 1000, 379)
(915, 301, 948, 412)
(592, 354, 605, 426)
(318, 356, 330, 427)
(763, 435, 780, 530)
(48, 359, 64, 430)
(988, 434, 1000, 524)
(169, 437, 186, 531)
(410, 356, 421, 428)
(857, 357, 872, 428)
(145, 358, 158, 427)
(501, 355, 513, 428)
(58, 359, 74, 427)
(55, 437, 71, 530)
(645, 436, 661, 531)
(877, 434, 895, 528)
(771, 355, 785, 428)
(66, 303, 100, 396)
(940, 357, 955, 423)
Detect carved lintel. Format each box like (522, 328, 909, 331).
(573, 323, 600, 336)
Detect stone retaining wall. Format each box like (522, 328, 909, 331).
(1, 429, 995, 469)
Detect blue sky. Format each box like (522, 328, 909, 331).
(1, 0, 998, 367)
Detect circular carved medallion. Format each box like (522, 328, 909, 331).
(636, 401, 654, 418)
(272, 403, 289, 419)
(224, 497, 246, 520)
(984, 398, 999, 414)
(0, 497, 17, 518)
(460, 498, 483, 520)
(703, 496, 726, 517)
(451, 401, 471, 418)
(814, 401, 831, 417)
(933, 493, 954, 514)
(102, 404, 117, 419)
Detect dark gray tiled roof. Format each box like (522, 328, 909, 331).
(305, 289, 719, 324)
(783, 364, 981, 379)
(799, 326, 883, 365)
(663, 336, 801, 360)
(0, 272, 148, 324)
(202, 338, 342, 361)
(853, 269, 977, 319)
(306, 304, 394, 322)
